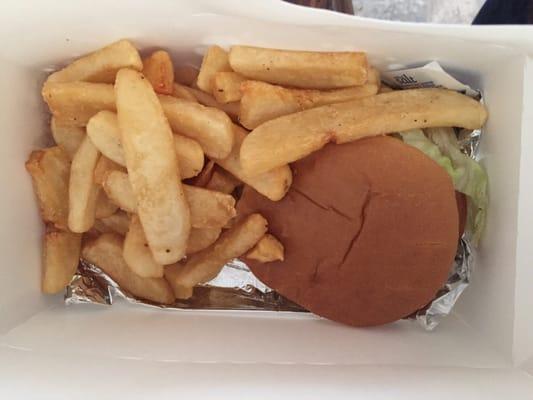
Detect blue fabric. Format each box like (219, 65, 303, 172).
(473, 0, 533, 24)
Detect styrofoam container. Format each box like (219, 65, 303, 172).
(0, 1, 532, 398)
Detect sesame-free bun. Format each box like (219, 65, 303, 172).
(238, 136, 459, 326)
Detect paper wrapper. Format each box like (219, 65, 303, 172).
(66, 61, 483, 330)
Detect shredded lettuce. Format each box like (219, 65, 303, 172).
(400, 128, 488, 245)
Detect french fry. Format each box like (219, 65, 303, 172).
(186, 227, 222, 254)
(102, 170, 235, 229)
(68, 137, 100, 232)
(94, 155, 125, 185)
(173, 134, 205, 179)
(165, 213, 267, 299)
(239, 80, 378, 129)
(159, 95, 234, 159)
(51, 117, 85, 158)
(173, 83, 199, 103)
(82, 233, 174, 304)
(196, 45, 232, 93)
(42, 82, 115, 127)
(102, 170, 138, 213)
(184, 185, 236, 229)
(172, 285, 194, 299)
(123, 215, 164, 278)
(45, 39, 142, 84)
(212, 71, 246, 103)
(82, 227, 101, 244)
(143, 50, 174, 95)
(25, 147, 70, 229)
(191, 159, 215, 187)
(214, 125, 292, 201)
(116, 68, 190, 265)
(174, 65, 199, 86)
(367, 67, 381, 87)
(95, 189, 118, 219)
(379, 84, 394, 93)
(205, 167, 241, 194)
(181, 85, 240, 121)
(87, 111, 125, 165)
(42, 228, 82, 294)
(88, 111, 204, 179)
(246, 233, 284, 262)
(240, 88, 489, 175)
(94, 210, 130, 236)
(229, 46, 368, 89)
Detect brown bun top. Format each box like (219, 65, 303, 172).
(238, 136, 459, 327)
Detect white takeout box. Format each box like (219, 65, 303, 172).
(1, 1, 532, 398)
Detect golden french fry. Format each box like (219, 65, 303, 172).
(42, 228, 82, 294)
(95, 189, 118, 219)
(239, 80, 378, 129)
(239, 68, 380, 129)
(87, 111, 125, 165)
(229, 46, 368, 89)
(173, 83, 199, 102)
(196, 45, 232, 93)
(205, 167, 240, 194)
(45, 39, 142, 84)
(174, 65, 199, 86)
(68, 137, 100, 232)
(94, 155, 125, 185)
(25, 147, 70, 230)
(184, 185, 236, 229)
(42, 82, 116, 127)
(143, 50, 174, 95)
(173, 134, 204, 179)
(102, 170, 137, 213)
(171, 285, 194, 300)
(102, 170, 234, 229)
(191, 159, 215, 187)
(123, 215, 164, 278)
(212, 71, 246, 103)
(82, 233, 174, 304)
(186, 227, 222, 254)
(51, 117, 85, 158)
(241, 88, 489, 175)
(366, 67, 380, 85)
(246, 233, 284, 262)
(88, 111, 204, 179)
(82, 227, 101, 244)
(181, 85, 240, 121)
(159, 95, 234, 159)
(94, 210, 130, 235)
(165, 213, 267, 299)
(379, 84, 394, 93)
(116, 68, 190, 265)
(214, 125, 292, 201)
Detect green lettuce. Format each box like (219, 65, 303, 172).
(400, 128, 488, 245)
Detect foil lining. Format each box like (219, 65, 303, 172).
(65, 68, 482, 331)
(67, 258, 305, 312)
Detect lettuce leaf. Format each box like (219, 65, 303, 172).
(400, 128, 488, 245)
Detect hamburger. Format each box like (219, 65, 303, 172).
(238, 136, 460, 326)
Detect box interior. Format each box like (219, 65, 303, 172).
(0, 0, 531, 381)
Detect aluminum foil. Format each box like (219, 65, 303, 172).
(67, 258, 305, 312)
(65, 64, 483, 331)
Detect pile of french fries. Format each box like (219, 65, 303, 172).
(26, 39, 487, 305)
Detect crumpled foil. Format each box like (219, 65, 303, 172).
(410, 125, 480, 330)
(65, 89, 482, 332)
(67, 258, 305, 312)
